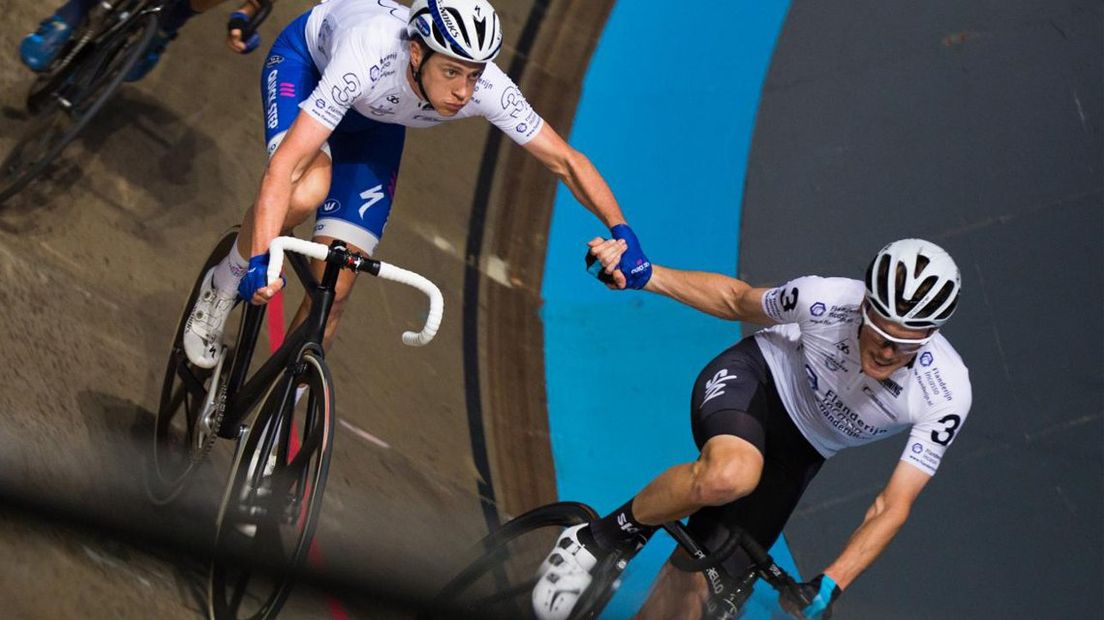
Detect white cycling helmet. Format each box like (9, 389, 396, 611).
(864, 238, 961, 329)
(407, 0, 503, 63)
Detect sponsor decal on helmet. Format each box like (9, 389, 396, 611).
(416, 18, 431, 37)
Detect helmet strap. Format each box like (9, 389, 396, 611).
(411, 43, 436, 110)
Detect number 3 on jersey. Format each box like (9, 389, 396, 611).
(930, 414, 962, 446)
(332, 72, 362, 104)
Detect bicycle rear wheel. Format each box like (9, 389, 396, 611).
(425, 502, 625, 620)
(0, 9, 157, 205)
(147, 227, 241, 504)
(208, 350, 336, 620)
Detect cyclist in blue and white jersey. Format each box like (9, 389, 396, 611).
(19, 0, 265, 81)
(534, 239, 971, 620)
(182, 0, 651, 367)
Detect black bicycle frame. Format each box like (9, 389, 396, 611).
(663, 520, 808, 616)
(214, 243, 342, 439)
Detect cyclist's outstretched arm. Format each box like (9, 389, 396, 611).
(822, 461, 930, 589)
(250, 111, 332, 258)
(522, 123, 626, 228)
(645, 265, 777, 324)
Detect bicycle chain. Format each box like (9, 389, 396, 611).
(189, 375, 229, 468)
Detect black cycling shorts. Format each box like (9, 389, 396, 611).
(685, 336, 826, 578)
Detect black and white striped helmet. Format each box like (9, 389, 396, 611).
(864, 239, 962, 329)
(408, 0, 503, 63)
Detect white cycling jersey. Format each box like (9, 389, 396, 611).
(301, 0, 543, 143)
(756, 276, 972, 476)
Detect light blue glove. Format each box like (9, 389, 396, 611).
(781, 573, 840, 619)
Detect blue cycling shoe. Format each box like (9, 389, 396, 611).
(19, 15, 77, 72)
(124, 31, 175, 82)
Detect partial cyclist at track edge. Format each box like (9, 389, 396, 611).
(533, 238, 971, 620)
(180, 0, 652, 369)
(18, 0, 268, 81)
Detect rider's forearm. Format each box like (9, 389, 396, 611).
(557, 150, 627, 228)
(646, 265, 753, 321)
(250, 170, 294, 256)
(823, 495, 909, 590)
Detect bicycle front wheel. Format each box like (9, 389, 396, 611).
(0, 10, 157, 205)
(208, 350, 336, 620)
(425, 502, 624, 620)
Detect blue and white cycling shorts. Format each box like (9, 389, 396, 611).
(260, 12, 405, 255)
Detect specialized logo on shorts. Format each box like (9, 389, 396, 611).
(266, 55, 284, 67)
(358, 185, 386, 218)
(321, 199, 341, 214)
(811, 302, 826, 316)
(919, 352, 934, 367)
(701, 369, 738, 408)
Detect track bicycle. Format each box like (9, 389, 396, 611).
(148, 229, 443, 620)
(424, 500, 814, 620)
(0, 0, 271, 205)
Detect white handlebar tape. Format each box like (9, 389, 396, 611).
(376, 262, 444, 347)
(265, 237, 443, 347)
(267, 237, 328, 285)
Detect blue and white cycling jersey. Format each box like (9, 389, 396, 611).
(302, 0, 543, 142)
(756, 276, 973, 476)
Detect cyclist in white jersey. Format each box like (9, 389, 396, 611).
(534, 238, 971, 620)
(181, 0, 652, 368)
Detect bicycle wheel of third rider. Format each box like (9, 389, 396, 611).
(147, 227, 241, 504)
(0, 6, 157, 205)
(208, 350, 336, 620)
(424, 502, 626, 620)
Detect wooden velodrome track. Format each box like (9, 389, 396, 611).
(0, 0, 610, 617)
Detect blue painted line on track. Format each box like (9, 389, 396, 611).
(539, 1, 796, 617)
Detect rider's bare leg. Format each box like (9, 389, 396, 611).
(632, 434, 764, 526)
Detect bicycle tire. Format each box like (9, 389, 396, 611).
(147, 227, 240, 505)
(425, 501, 626, 620)
(207, 349, 336, 620)
(0, 10, 157, 205)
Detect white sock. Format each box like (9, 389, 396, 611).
(212, 239, 249, 295)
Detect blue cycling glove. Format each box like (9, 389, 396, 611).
(610, 224, 651, 289)
(238, 254, 274, 301)
(781, 573, 841, 619)
(227, 11, 261, 53)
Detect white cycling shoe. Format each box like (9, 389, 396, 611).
(532, 524, 599, 620)
(182, 268, 237, 369)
